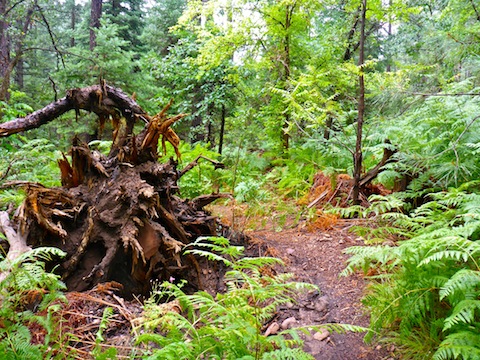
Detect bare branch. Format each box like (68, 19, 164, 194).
(179, 155, 225, 178)
(0, 85, 147, 137)
(405, 92, 480, 97)
(35, 2, 66, 68)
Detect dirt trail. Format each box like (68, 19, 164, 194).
(249, 225, 397, 360)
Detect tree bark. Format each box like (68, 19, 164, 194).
(218, 103, 226, 154)
(70, 0, 76, 47)
(359, 141, 396, 187)
(0, 0, 10, 101)
(0, 6, 33, 102)
(0, 84, 147, 137)
(281, 4, 293, 151)
(90, 0, 102, 50)
(352, 0, 367, 205)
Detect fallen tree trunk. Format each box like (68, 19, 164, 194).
(0, 84, 242, 296)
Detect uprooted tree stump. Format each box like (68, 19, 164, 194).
(0, 84, 242, 296)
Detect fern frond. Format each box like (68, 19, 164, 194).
(442, 299, 480, 331)
(261, 348, 315, 360)
(440, 269, 480, 300)
(434, 331, 480, 360)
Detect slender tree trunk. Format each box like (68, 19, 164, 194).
(352, 0, 367, 205)
(282, 4, 292, 151)
(70, 0, 76, 47)
(323, 116, 333, 140)
(386, 0, 392, 72)
(218, 103, 226, 154)
(14, 55, 23, 89)
(0, 6, 33, 102)
(0, 0, 10, 102)
(90, 0, 102, 50)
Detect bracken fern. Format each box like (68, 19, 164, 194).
(343, 185, 480, 359)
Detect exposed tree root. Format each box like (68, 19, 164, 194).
(0, 84, 246, 296)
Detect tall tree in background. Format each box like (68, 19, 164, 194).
(141, 0, 186, 55)
(0, 1, 34, 102)
(90, 0, 102, 50)
(352, 0, 366, 205)
(0, 0, 9, 99)
(103, 0, 144, 50)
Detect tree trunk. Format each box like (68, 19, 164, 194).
(281, 4, 293, 151)
(0, 6, 33, 102)
(0, 0, 10, 102)
(90, 0, 102, 50)
(352, 0, 367, 205)
(70, 0, 76, 47)
(218, 103, 226, 154)
(14, 55, 23, 89)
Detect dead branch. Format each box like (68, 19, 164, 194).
(179, 155, 225, 178)
(189, 193, 233, 211)
(0, 85, 147, 137)
(359, 141, 397, 187)
(0, 211, 31, 284)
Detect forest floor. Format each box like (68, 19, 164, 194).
(248, 226, 396, 360)
(219, 204, 399, 360)
(45, 204, 399, 359)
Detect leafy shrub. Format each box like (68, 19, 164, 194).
(0, 137, 62, 209)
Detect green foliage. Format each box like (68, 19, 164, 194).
(92, 307, 117, 360)
(342, 187, 480, 359)
(0, 246, 68, 359)
(0, 91, 34, 121)
(137, 236, 365, 359)
(0, 137, 62, 209)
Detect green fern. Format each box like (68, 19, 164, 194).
(342, 186, 480, 359)
(137, 237, 364, 359)
(434, 332, 480, 360)
(0, 247, 68, 358)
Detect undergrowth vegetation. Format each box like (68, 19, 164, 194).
(340, 184, 480, 359)
(137, 236, 364, 360)
(0, 246, 68, 358)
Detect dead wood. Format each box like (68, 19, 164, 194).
(0, 211, 31, 282)
(359, 141, 397, 188)
(0, 84, 245, 296)
(179, 155, 225, 178)
(0, 83, 148, 137)
(0, 211, 30, 262)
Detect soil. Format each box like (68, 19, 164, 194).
(249, 226, 397, 360)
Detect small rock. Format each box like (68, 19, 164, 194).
(304, 340, 325, 355)
(376, 345, 382, 350)
(264, 322, 280, 336)
(299, 308, 310, 320)
(286, 302, 294, 309)
(315, 296, 329, 312)
(313, 329, 329, 341)
(286, 248, 295, 255)
(339, 239, 345, 244)
(281, 317, 297, 330)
